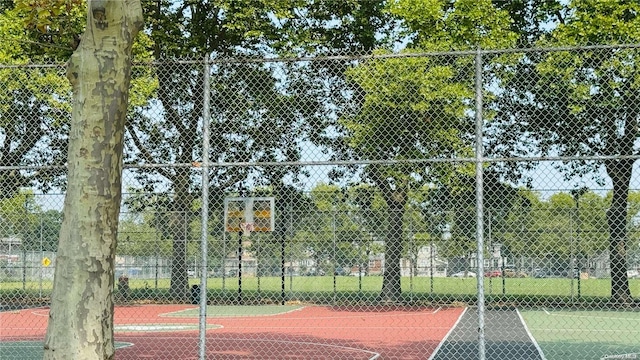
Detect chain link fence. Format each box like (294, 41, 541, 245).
(2, 45, 640, 359)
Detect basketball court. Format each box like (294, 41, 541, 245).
(4, 303, 638, 359)
(0, 304, 464, 359)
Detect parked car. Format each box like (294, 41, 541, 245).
(334, 267, 349, 276)
(533, 268, 548, 278)
(504, 269, 528, 278)
(484, 270, 502, 278)
(303, 269, 326, 276)
(451, 271, 476, 278)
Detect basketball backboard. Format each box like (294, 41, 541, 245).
(224, 197, 275, 233)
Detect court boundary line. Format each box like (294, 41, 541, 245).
(527, 328, 640, 333)
(15, 304, 443, 319)
(540, 310, 640, 322)
(0, 340, 135, 351)
(163, 305, 443, 320)
(160, 305, 306, 318)
(114, 323, 223, 332)
(204, 337, 381, 360)
(1, 336, 382, 359)
(426, 306, 468, 360)
(516, 308, 547, 360)
(30, 307, 51, 317)
(3, 304, 456, 359)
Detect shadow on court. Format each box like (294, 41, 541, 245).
(430, 308, 544, 360)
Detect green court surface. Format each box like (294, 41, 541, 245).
(0, 341, 132, 359)
(520, 309, 640, 360)
(164, 304, 304, 317)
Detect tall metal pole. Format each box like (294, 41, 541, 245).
(281, 231, 286, 305)
(198, 57, 211, 360)
(430, 238, 434, 295)
(409, 216, 414, 298)
(257, 237, 261, 296)
(281, 203, 289, 305)
(332, 211, 337, 304)
(222, 231, 226, 290)
(474, 48, 486, 360)
(238, 232, 243, 304)
(40, 215, 43, 298)
(576, 200, 581, 299)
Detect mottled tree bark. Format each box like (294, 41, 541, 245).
(379, 188, 407, 303)
(606, 159, 633, 305)
(380, 200, 405, 302)
(43, 1, 143, 359)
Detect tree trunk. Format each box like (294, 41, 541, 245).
(168, 169, 192, 301)
(169, 208, 189, 301)
(605, 159, 633, 305)
(43, 1, 143, 359)
(380, 197, 406, 303)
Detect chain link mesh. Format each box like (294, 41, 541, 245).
(2, 46, 640, 359)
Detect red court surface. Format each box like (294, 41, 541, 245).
(1, 304, 465, 359)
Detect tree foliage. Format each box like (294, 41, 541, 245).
(490, 0, 640, 303)
(0, 7, 72, 198)
(341, 0, 517, 301)
(118, 0, 393, 300)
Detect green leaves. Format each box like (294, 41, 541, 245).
(389, 0, 517, 50)
(342, 0, 518, 179)
(529, 1, 640, 162)
(12, 0, 85, 58)
(545, 0, 640, 45)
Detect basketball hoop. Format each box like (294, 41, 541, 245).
(240, 222, 255, 237)
(224, 197, 275, 233)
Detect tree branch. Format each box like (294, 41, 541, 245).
(125, 123, 175, 182)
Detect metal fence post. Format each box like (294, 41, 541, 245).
(333, 210, 337, 304)
(198, 57, 212, 360)
(474, 47, 486, 360)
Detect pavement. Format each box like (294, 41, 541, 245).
(430, 308, 545, 360)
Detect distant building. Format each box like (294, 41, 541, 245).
(401, 244, 447, 277)
(0, 237, 21, 253)
(590, 250, 610, 279)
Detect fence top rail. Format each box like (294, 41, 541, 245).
(2, 43, 640, 69)
(2, 154, 640, 171)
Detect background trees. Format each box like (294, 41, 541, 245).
(118, 0, 393, 300)
(2, 0, 639, 307)
(490, 0, 640, 303)
(340, 0, 517, 301)
(0, 5, 72, 199)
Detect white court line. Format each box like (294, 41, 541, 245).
(172, 306, 445, 320)
(516, 308, 547, 360)
(158, 307, 199, 317)
(30, 307, 51, 317)
(161, 305, 306, 318)
(31, 305, 443, 325)
(222, 325, 454, 331)
(114, 324, 218, 332)
(528, 328, 640, 333)
(115, 342, 134, 350)
(427, 307, 468, 360)
(194, 337, 381, 359)
(541, 312, 640, 321)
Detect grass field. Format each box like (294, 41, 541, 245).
(2, 276, 639, 303)
(520, 309, 640, 360)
